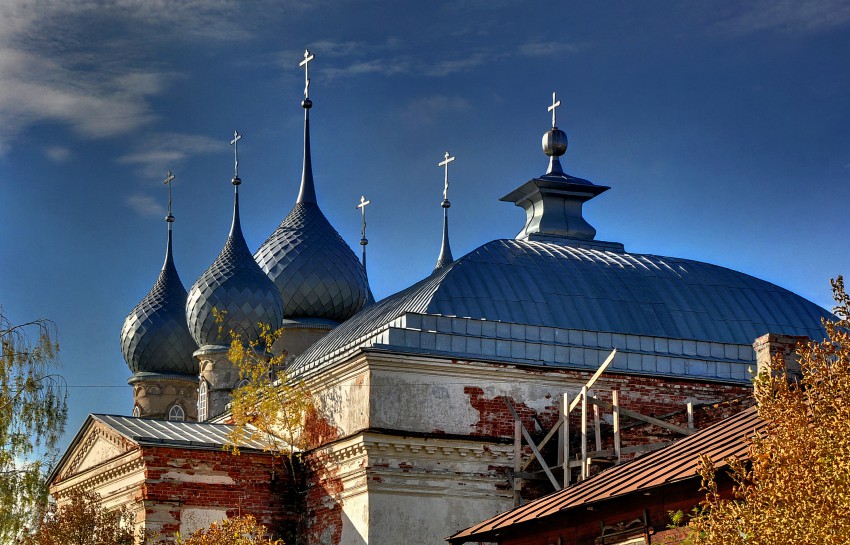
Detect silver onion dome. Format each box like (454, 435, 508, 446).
(254, 88, 368, 323)
(186, 180, 285, 347)
(121, 222, 198, 375)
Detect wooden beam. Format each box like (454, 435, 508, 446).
(581, 386, 588, 480)
(520, 349, 617, 472)
(513, 420, 522, 506)
(586, 397, 694, 436)
(562, 392, 570, 487)
(612, 389, 621, 463)
(504, 400, 561, 491)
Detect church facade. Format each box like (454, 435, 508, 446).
(49, 53, 831, 545)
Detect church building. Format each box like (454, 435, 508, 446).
(48, 51, 831, 545)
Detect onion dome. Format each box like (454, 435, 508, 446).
(255, 53, 369, 323)
(121, 190, 198, 376)
(186, 173, 285, 348)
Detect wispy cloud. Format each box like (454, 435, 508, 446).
(0, 0, 290, 153)
(43, 146, 71, 163)
(519, 41, 582, 57)
(399, 95, 471, 126)
(117, 133, 225, 177)
(126, 194, 167, 218)
(710, 0, 850, 35)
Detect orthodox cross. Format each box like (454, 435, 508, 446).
(356, 195, 371, 241)
(548, 91, 561, 128)
(300, 49, 315, 99)
(438, 151, 456, 203)
(230, 130, 242, 178)
(163, 170, 175, 222)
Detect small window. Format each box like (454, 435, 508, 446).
(169, 404, 185, 422)
(132, 405, 141, 418)
(236, 378, 250, 389)
(198, 380, 208, 422)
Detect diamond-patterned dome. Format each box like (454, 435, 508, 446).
(187, 191, 285, 347)
(121, 229, 198, 375)
(255, 201, 369, 322)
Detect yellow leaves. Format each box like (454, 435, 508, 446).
(686, 277, 850, 545)
(175, 515, 283, 545)
(223, 319, 314, 458)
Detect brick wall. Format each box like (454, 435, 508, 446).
(141, 446, 301, 542)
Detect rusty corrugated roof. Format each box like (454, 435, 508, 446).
(448, 405, 764, 543)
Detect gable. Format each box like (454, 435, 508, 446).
(56, 419, 137, 482)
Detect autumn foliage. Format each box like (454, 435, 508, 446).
(176, 515, 282, 545)
(687, 277, 850, 544)
(220, 316, 313, 457)
(19, 489, 135, 545)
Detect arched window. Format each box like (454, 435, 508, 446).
(168, 404, 185, 422)
(132, 405, 141, 418)
(236, 378, 250, 389)
(198, 380, 208, 422)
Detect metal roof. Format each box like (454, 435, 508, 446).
(294, 238, 830, 372)
(186, 190, 285, 347)
(92, 414, 273, 451)
(121, 227, 198, 376)
(255, 202, 369, 322)
(448, 405, 764, 543)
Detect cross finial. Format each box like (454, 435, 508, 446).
(548, 91, 561, 128)
(356, 195, 371, 266)
(438, 151, 456, 204)
(163, 170, 175, 223)
(300, 49, 315, 100)
(230, 130, 242, 179)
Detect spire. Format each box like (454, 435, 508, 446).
(297, 49, 317, 204)
(500, 91, 609, 242)
(229, 130, 244, 238)
(356, 195, 371, 269)
(163, 170, 176, 269)
(356, 195, 376, 306)
(434, 152, 455, 272)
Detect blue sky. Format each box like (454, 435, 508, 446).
(1, 1, 848, 452)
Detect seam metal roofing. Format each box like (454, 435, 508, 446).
(295, 239, 830, 373)
(448, 405, 765, 543)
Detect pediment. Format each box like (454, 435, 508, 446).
(59, 420, 137, 480)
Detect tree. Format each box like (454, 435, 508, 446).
(224, 321, 313, 458)
(0, 310, 68, 541)
(686, 277, 850, 544)
(175, 515, 283, 545)
(18, 489, 135, 545)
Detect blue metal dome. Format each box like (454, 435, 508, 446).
(294, 238, 832, 376)
(255, 96, 368, 323)
(186, 185, 285, 347)
(121, 225, 198, 376)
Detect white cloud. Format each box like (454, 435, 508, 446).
(44, 146, 71, 162)
(126, 194, 167, 218)
(0, 0, 293, 153)
(399, 95, 471, 126)
(519, 41, 582, 57)
(711, 0, 850, 35)
(116, 133, 225, 177)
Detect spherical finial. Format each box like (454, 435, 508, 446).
(302, 98, 312, 109)
(232, 176, 242, 186)
(542, 128, 568, 157)
(166, 213, 175, 223)
(441, 199, 451, 209)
